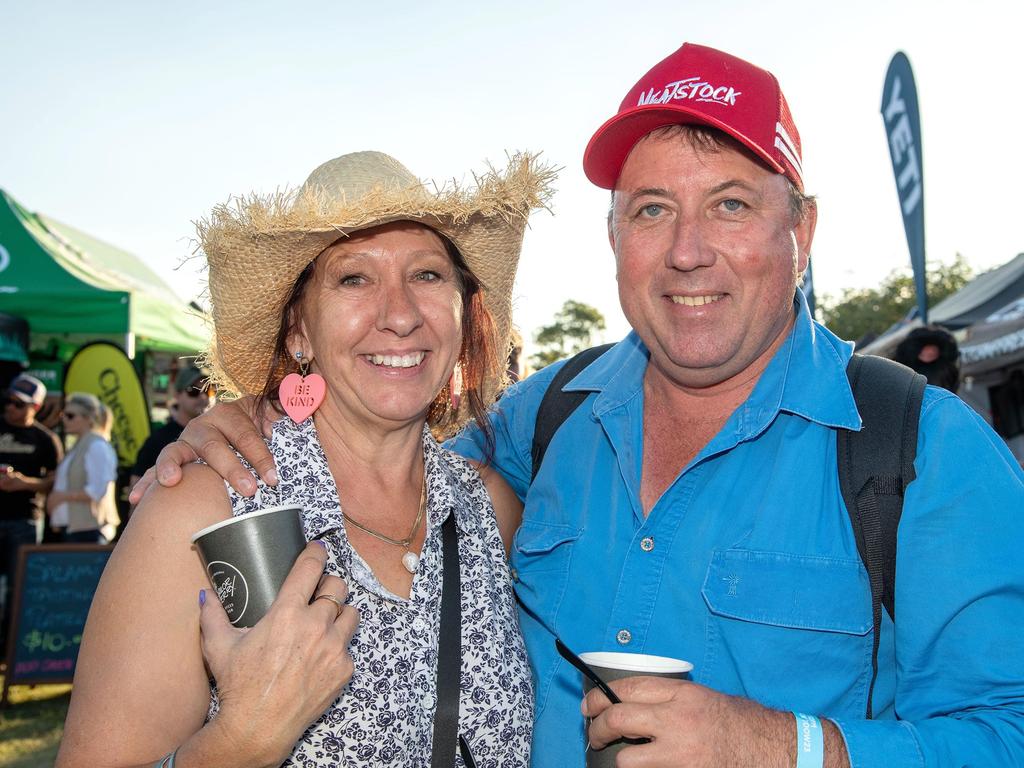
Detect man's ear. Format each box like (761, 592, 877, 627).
(794, 199, 817, 274)
(607, 194, 618, 253)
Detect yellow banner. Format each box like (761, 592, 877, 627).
(64, 342, 150, 467)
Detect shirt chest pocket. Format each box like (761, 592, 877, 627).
(511, 520, 581, 610)
(700, 548, 873, 709)
(511, 520, 581, 716)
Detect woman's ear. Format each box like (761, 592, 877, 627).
(286, 314, 312, 364)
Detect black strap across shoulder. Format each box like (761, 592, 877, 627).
(431, 514, 464, 768)
(530, 346, 926, 720)
(838, 353, 925, 717)
(530, 343, 614, 481)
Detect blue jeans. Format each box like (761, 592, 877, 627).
(0, 518, 41, 646)
(62, 529, 107, 544)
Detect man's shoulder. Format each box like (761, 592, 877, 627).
(132, 420, 184, 475)
(142, 419, 184, 447)
(29, 422, 61, 448)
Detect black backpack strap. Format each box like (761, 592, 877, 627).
(530, 344, 614, 481)
(838, 353, 925, 718)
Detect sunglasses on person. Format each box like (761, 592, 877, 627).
(62, 410, 87, 421)
(5, 398, 30, 410)
(184, 384, 215, 398)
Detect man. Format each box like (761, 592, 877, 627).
(139, 43, 1024, 767)
(0, 374, 62, 644)
(129, 365, 212, 491)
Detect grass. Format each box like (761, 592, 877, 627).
(0, 680, 71, 768)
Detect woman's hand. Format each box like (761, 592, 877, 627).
(128, 397, 277, 504)
(46, 489, 63, 512)
(197, 541, 358, 767)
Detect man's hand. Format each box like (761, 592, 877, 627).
(0, 470, 35, 493)
(583, 677, 848, 768)
(128, 397, 277, 504)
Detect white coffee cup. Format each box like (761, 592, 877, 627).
(578, 652, 693, 768)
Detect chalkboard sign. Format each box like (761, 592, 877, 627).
(2, 544, 113, 706)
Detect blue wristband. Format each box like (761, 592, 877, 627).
(794, 712, 824, 768)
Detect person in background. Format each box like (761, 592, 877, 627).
(46, 392, 118, 543)
(893, 324, 961, 393)
(129, 365, 213, 494)
(507, 326, 525, 383)
(0, 374, 62, 649)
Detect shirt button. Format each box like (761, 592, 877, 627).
(616, 629, 632, 645)
(412, 617, 426, 632)
(510, 568, 519, 582)
(640, 536, 654, 552)
(423, 692, 436, 710)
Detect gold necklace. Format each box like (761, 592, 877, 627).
(342, 475, 426, 574)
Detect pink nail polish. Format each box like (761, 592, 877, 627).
(199, 589, 206, 606)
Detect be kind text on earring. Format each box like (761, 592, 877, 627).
(278, 351, 327, 423)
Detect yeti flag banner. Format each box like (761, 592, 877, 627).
(881, 52, 927, 323)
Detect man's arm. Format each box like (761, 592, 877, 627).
(446, 364, 562, 500)
(584, 678, 849, 768)
(0, 471, 56, 493)
(829, 390, 1024, 766)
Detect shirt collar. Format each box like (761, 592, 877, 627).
(420, 425, 474, 535)
(558, 290, 860, 435)
(275, 419, 472, 540)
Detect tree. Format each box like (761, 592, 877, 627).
(817, 254, 973, 344)
(531, 300, 607, 370)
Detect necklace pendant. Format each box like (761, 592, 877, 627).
(402, 550, 420, 574)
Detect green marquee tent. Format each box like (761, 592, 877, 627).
(0, 188, 208, 355)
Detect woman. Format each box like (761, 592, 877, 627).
(59, 150, 552, 767)
(47, 393, 119, 543)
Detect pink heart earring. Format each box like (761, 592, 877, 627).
(278, 351, 327, 423)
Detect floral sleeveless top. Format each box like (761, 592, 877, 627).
(209, 418, 533, 766)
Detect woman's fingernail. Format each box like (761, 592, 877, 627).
(199, 589, 206, 606)
(266, 469, 278, 486)
(239, 477, 255, 494)
(314, 539, 327, 549)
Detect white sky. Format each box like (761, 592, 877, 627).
(3, 0, 1022, 352)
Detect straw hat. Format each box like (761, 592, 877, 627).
(198, 151, 555, 403)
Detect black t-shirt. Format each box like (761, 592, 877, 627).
(132, 419, 185, 479)
(0, 419, 63, 521)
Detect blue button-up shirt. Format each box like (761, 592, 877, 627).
(451, 296, 1024, 767)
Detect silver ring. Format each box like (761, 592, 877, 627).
(314, 593, 345, 621)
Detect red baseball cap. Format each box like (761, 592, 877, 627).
(583, 43, 804, 191)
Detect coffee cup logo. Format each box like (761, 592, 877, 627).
(207, 561, 249, 625)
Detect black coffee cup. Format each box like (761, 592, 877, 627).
(191, 505, 307, 627)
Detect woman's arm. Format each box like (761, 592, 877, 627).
(478, 463, 523, 557)
(58, 463, 231, 767)
(58, 463, 358, 768)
